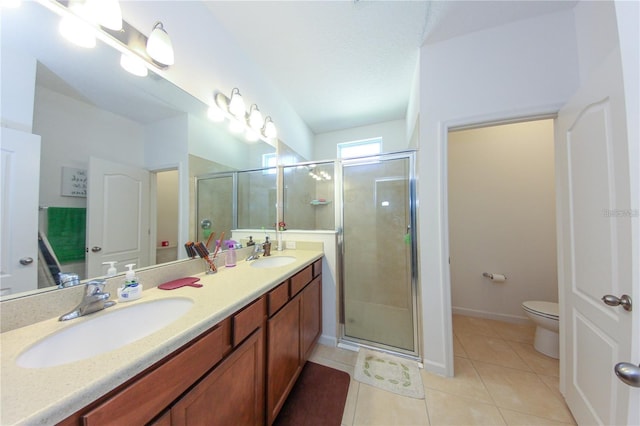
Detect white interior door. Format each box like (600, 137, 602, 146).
(87, 157, 150, 278)
(556, 47, 637, 425)
(0, 128, 41, 296)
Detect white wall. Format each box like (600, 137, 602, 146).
(313, 119, 407, 161)
(418, 8, 580, 375)
(448, 120, 557, 322)
(0, 47, 36, 133)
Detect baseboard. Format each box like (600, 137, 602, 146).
(318, 334, 337, 348)
(452, 306, 531, 325)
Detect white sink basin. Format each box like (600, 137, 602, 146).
(250, 256, 297, 268)
(17, 297, 194, 368)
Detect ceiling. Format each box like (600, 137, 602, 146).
(200, 1, 578, 134)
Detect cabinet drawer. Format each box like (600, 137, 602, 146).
(233, 296, 265, 346)
(82, 318, 231, 426)
(268, 281, 289, 317)
(290, 265, 313, 297)
(312, 259, 322, 277)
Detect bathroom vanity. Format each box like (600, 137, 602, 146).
(0, 250, 323, 425)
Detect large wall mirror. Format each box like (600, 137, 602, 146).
(0, 1, 276, 299)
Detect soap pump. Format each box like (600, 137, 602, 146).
(117, 263, 143, 302)
(102, 261, 117, 277)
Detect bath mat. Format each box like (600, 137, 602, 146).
(354, 349, 424, 399)
(273, 361, 350, 426)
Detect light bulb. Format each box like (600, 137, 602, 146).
(59, 14, 96, 48)
(120, 53, 148, 77)
(228, 88, 245, 119)
(146, 22, 174, 65)
(248, 104, 263, 131)
(262, 117, 277, 139)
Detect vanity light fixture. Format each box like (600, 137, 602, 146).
(59, 12, 97, 48)
(146, 21, 174, 66)
(228, 88, 246, 119)
(247, 104, 263, 131)
(262, 116, 277, 140)
(120, 52, 148, 77)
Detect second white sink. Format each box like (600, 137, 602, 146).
(250, 256, 297, 268)
(16, 297, 194, 368)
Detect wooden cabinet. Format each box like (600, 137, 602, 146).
(266, 263, 322, 425)
(172, 328, 264, 426)
(57, 258, 322, 426)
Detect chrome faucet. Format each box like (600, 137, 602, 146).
(59, 279, 116, 321)
(245, 242, 263, 261)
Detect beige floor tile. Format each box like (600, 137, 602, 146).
(538, 375, 566, 402)
(341, 379, 360, 426)
(473, 361, 575, 424)
(453, 334, 468, 358)
(311, 343, 359, 367)
(421, 357, 493, 404)
(352, 383, 430, 425)
(453, 315, 500, 337)
(488, 320, 535, 344)
(457, 333, 532, 371)
(425, 389, 506, 426)
(499, 408, 576, 425)
(508, 341, 559, 376)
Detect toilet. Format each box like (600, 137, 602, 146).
(521, 301, 559, 359)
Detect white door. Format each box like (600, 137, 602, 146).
(86, 157, 150, 278)
(556, 47, 638, 425)
(0, 128, 41, 295)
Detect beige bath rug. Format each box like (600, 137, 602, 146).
(354, 349, 424, 399)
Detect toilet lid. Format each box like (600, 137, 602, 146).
(522, 301, 559, 319)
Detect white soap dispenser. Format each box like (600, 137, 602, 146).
(102, 261, 117, 277)
(117, 263, 143, 302)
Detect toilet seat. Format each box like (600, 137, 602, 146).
(522, 301, 559, 321)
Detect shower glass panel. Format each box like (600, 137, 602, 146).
(237, 168, 277, 230)
(282, 161, 335, 230)
(341, 152, 417, 354)
(195, 173, 235, 243)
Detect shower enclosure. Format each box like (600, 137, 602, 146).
(339, 152, 418, 356)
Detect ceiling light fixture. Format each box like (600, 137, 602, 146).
(85, 0, 122, 31)
(120, 52, 148, 77)
(247, 104, 263, 131)
(262, 116, 277, 140)
(146, 21, 174, 66)
(228, 88, 246, 119)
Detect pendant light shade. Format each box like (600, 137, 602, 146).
(263, 116, 277, 139)
(247, 104, 263, 131)
(228, 88, 246, 119)
(146, 21, 174, 65)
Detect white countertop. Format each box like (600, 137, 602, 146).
(0, 250, 323, 425)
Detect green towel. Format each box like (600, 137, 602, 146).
(47, 207, 86, 263)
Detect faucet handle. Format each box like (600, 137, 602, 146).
(85, 279, 107, 296)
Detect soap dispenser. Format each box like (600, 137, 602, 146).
(118, 263, 143, 302)
(102, 261, 117, 277)
(225, 243, 237, 267)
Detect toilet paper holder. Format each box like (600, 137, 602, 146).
(482, 272, 507, 280)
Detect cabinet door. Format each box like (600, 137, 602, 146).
(266, 296, 301, 425)
(171, 328, 264, 426)
(301, 276, 322, 362)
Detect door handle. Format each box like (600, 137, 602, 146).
(601, 294, 632, 311)
(19, 257, 34, 265)
(614, 362, 640, 387)
(91, 246, 102, 253)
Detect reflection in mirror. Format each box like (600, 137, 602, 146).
(0, 1, 276, 300)
(283, 161, 336, 231)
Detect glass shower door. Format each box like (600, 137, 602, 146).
(341, 152, 417, 354)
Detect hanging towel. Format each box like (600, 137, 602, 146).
(47, 207, 86, 263)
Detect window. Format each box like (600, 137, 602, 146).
(262, 152, 277, 174)
(337, 138, 382, 159)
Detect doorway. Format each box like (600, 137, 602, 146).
(339, 151, 419, 357)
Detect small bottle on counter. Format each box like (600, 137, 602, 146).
(263, 236, 271, 257)
(225, 243, 237, 267)
(118, 263, 143, 302)
(247, 236, 255, 246)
